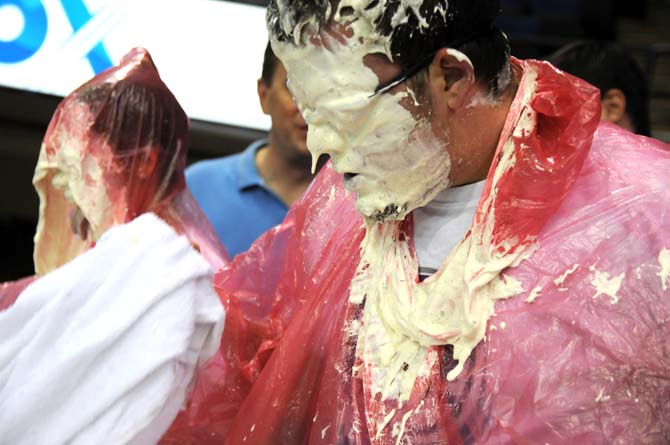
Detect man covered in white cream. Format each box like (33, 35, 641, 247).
(164, 0, 670, 443)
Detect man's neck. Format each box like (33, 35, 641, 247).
(255, 140, 314, 206)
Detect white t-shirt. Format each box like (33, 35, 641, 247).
(413, 181, 485, 277)
(0, 213, 224, 445)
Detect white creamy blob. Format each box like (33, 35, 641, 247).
(272, 5, 451, 223)
(658, 248, 670, 291)
(553, 263, 580, 286)
(375, 409, 396, 439)
(394, 405, 416, 445)
(33, 129, 115, 274)
(389, 0, 430, 29)
(525, 285, 542, 303)
(270, 0, 332, 45)
(590, 266, 625, 304)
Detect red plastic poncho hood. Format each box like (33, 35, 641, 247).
(2, 48, 227, 309)
(32, 47, 227, 274)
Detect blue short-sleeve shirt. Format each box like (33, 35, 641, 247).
(185, 140, 288, 257)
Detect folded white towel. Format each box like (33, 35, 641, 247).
(0, 213, 224, 445)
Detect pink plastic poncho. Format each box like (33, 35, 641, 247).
(0, 277, 37, 312)
(163, 59, 670, 444)
(0, 48, 228, 308)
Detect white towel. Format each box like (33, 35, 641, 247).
(0, 213, 224, 445)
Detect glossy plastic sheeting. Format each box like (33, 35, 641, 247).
(163, 60, 670, 444)
(32, 47, 227, 275)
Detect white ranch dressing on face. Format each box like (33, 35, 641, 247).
(272, 1, 451, 223)
(33, 122, 115, 274)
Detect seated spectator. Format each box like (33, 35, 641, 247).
(0, 48, 226, 445)
(547, 40, 651, 136)
(186, 42, 315, 257)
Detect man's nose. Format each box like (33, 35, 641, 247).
(295, 111, 307, 126)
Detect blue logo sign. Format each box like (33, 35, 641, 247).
(0, 0, 112, 73)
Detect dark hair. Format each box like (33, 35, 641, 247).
(261, 41, 280, 86)
(70, 61, 189, 198)
(267, 0, 510, 95)
(546, 41, 650, 136)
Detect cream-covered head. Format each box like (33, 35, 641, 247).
(33, 48, 189, 274)
(267, 0, 510, 222)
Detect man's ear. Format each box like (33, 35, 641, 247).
(428, 48, 476, 111)
(136, 147, 159, 179)
(258, 78, 271, 115)
(601, 88, 627, 125)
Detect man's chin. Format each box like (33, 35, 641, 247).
(356, 200, 408, 223)
(291, 150, 314, 170)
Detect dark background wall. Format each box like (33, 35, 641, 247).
(1, 0, 669, 281)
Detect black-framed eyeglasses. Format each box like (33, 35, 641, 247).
(369, 28, 492, 98)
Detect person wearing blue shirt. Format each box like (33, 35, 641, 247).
(186, 43, 315, 257)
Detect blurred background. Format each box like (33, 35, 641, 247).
(1, 0, 669, 281)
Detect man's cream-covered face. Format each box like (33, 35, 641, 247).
(271, 8, 451, 222)
(33, 101, 120, 275)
